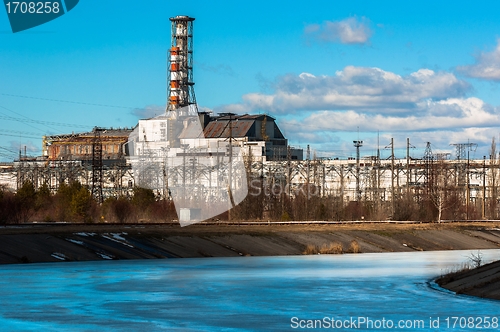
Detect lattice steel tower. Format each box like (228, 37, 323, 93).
(166, 15, 197, 117)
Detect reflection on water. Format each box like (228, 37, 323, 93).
(0, 250, 499, 331)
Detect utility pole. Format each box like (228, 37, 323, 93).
(384, 138, 396, 215)
(483, 156, 486, 219)
(287, 146, 291, 198)
(376, 133, 381, 213)
(406, 138, 413, 195)
(17, 148, 24, 190)
(306, 144, 310, 219)
(466, 148, 470, 220)
(353, 140, 363, 202)
(162, 147, 170, 200)
(227, 114, 235, 221)
(322, 162, 326, 198)
(377, 133, 381, 191)
(181, 143, 188, 202)
(391, 138, 395, 215)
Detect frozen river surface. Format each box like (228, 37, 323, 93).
(0, 250, 499, 331)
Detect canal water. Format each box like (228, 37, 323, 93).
(0, 250, 499, 331)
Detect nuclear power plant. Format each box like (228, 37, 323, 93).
(1, 15, 499, 221)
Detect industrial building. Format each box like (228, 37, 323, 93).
(42, 128, 132, 163)
(131, 112, 302, 162)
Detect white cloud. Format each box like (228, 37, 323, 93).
(277, 97, 500, 160)
(456, 39, 500, 81)
(283, 124, 500, 160)
(216, 66, 471, 114)
(214, 65, 499, 158)
(281, 97, 499, 133)
(304, 17, 372, 45)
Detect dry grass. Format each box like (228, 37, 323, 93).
(303, 242, 343, 255)
(303, 244, 318, 255)
(436, 262, 472, 285)
(349, 240, 361, 253)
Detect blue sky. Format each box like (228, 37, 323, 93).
(2, 1, 500, 161)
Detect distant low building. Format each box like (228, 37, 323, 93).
(42, 127, 133, 163)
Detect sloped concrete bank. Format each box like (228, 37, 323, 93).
(0, 222, 499, 265)
(436, 260, 500, 301)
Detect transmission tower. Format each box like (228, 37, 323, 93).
(91, 127, 103, 203)
(423, 142, 433, 161)
(423, 142, 434, 194)
(450, 143, 477, 160)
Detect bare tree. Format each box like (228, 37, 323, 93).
(430, 160, 453, 222)
(489, 137, 498, 219)
(468, 250, 483, 268)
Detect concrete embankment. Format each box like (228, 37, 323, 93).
(437, 259, 500, 301)
(0, 222, 499, 265)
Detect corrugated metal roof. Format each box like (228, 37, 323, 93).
(216, 114, 275, 121)
(203, 120, 254, 138)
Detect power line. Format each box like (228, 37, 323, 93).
(0, 105, 57, 133)
(0, 146, 18, 159)
(0, 133, 41, 139)
(0, 114, 90, 129)
(0, 152, 16, 159)
(0, 102, 63, 133)
(0, 129, 45, 136)
(0, 93, 132, 109)
(0, 146, 17, 154)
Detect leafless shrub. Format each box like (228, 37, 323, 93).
(349, 240, 361, 253)
(303, 242, 343, 255)
(303, 244, 317, 255)
(468, 250, 483, 268)
(322, 242, 343, 254)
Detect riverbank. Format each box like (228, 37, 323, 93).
(0, 221, 499, 264)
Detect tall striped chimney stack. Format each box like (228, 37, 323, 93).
(166, 15, 197, 118)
